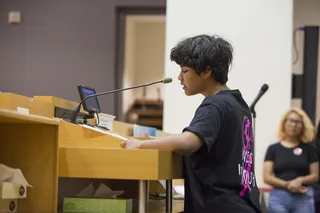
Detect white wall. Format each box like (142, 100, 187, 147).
(163, 0, 293, 187)
(122, 17, 166, 114)
(293, 0, 320, 123)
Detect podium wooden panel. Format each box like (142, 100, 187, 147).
(58, 121, 182, 180)
(0, 93, 53, 118)
(0, 93, 183, 213)
(0, 108, 60, 213)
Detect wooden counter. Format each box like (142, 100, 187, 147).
(0, 93, 183, 213)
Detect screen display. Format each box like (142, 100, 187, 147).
(81, 87, 100, 113)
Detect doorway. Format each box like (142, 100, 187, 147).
(114, 7, 166, 126)
(122, 15, 166, 129)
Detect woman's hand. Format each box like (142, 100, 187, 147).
(297, 186, 307, 194)
(287, 178, 305, 193)
(287, 177, 302, 192)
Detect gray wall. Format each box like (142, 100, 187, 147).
(0, 0, 165, 115)
(0, 1, 166, 210)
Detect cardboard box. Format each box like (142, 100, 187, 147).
(63, 197, 132, 213)
(0, 199, 17, 212)
(0, 164, 31, 200)
(0, 182, 27, 199)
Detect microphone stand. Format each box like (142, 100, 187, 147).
(69, 79, 168, 124)
(251, 108, 257, 153)
(249, 106, 257, 173)
(249, 84, 268, 159)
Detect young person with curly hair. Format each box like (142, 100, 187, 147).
(121, 34, 262, 213)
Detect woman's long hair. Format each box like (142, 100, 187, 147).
(277, 107, 315, 143)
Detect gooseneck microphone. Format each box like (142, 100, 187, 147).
(250, 83, 269, 115)
(69, 77, 173, 124)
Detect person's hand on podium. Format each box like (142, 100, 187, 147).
(120, 131, 202, 154)
(120, 137, 143, 149)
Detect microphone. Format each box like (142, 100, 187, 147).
(249, 84, 269, 115)
(69, 77, 173, 124)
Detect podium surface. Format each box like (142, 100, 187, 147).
(0, 93, 183, 213)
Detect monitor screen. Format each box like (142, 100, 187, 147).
(77, 85, 101, 114)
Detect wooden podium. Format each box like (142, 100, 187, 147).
(0, 93, 183, 213)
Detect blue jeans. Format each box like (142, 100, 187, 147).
(268, 187, 314, 213)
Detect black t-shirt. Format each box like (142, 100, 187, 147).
(264, 142, 318, 182)
(310, 140, 320, 201)
(182, 90, 262, 213)
(313, 151, 320, 202)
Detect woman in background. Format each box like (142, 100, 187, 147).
(263, 107, 318, 213)
(313, 120, 320, 212)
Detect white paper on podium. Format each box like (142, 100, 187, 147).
(81, 124, 128, 141)
(0, 164, 32, 187)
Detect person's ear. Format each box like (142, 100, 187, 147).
(203, 66, 212, 80)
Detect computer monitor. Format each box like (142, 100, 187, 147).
(77, 85, 101, 114)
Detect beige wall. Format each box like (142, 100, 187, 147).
(122, 17, 166, 114)
(123, 18, 137, 114)
(293, 0, 320, 123)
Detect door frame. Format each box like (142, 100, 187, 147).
(114, 6, 166, 121)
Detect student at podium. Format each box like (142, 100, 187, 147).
(121, 34, 262, 213)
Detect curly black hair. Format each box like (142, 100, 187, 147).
(170, 34, 233, 84)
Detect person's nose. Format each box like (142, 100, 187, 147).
(178, 72, 182, 81)
(292, 122, 299, 129)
